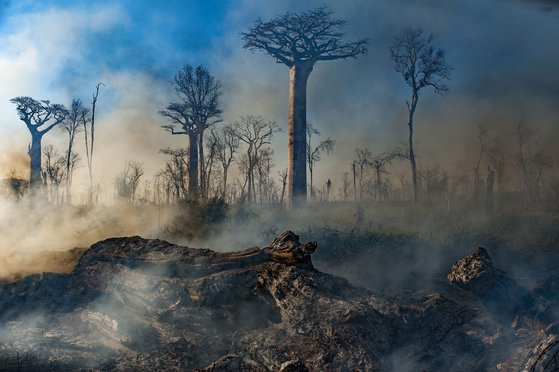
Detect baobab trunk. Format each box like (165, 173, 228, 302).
(287, 61, 313, 209)
(188, 133, 199, 196)
(28, 133, 43, 189)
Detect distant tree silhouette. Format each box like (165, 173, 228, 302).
(160, 65, 222, 197)
(62, 98, 88, 203)
(231, 116, 280, 203)
(306, 123, 334, 202)
(84, 82, 103, 204)
(390, 29, 451, 203)
(242, 7, 367, 208)
(10, 97, 68, 190)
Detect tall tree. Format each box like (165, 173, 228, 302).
(84, 82, 103, 204)
(62, 98, 88, 203)
(390, 29, 451, 203)
(10, 97, 68, 189)
(306, 123, 334, 202)
(242, 7, 367, 208)
(160, 65, 222, 197)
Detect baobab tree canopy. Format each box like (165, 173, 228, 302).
(10, 97, 68, 134)
(10, 96, 68, 187)
(242, 7, 367, 208)
(241, 7, 368, 66)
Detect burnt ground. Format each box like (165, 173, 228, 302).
(1, 231, 559, 371)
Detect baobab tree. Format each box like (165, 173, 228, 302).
(390, 29, 451, 203)
(306, 124, 334, 202)
(160, 65, 222, 197)
(242, 7, 367, 208)
(10, 97, 68, 189)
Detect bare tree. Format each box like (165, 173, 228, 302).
(231, 116, 280, 203)
(214, 125, 240, 200)
(353, 148, 373, 200)
(84, 82, 103, 204)
(62, 99, 87, 203)
(242, 7, 367, 208)
(203, 130, 220, 198)
(255, 147, 275, 203)
(115, 161, 144, 204)
(278, 169, 288, 207)
(159, 148, 188, 201)
(306, 123, 335, 202)
(43, 145, 65, 204)
(10, 97, 68, 189)
(160, 65, 222, 197)
(390, 29, 452, 203)
(371, 152, 397, 201)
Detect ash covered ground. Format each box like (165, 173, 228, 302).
(1, 203, 559, 371)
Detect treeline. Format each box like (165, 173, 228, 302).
(343, 121, 556, 213)
(1, 7, 556, 214)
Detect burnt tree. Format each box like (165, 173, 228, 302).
(390, 29, 451, 203)
(84, 82, 103, 204)
(62, 99, 88, 203)
(242, 7, 367, 208)
(10, 97, 68, 189)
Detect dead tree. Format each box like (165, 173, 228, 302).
(159, 148, 188, 200)
(390, 29, 451, 203)
(43, 145, 66, 204)
(115, 161, 144, 204)
(214, 125, 240, 200)
(278, 169, 288, 207)
(242, 7, 367, 208)
(255, 147, 274, 204)
(371, 152, 397, 201)
(231, 116, 280, 203)
(62, 99, 88, 204)
(10, 97, 68, 189)
(306, 123, 335, 202)
(84, 82, 103, 204)
(160, 65, 222, 197)
(203, 130, 220, 198)
(353, 148, 373, 200)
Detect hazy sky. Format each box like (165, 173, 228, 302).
(0, 0, 557, 199)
